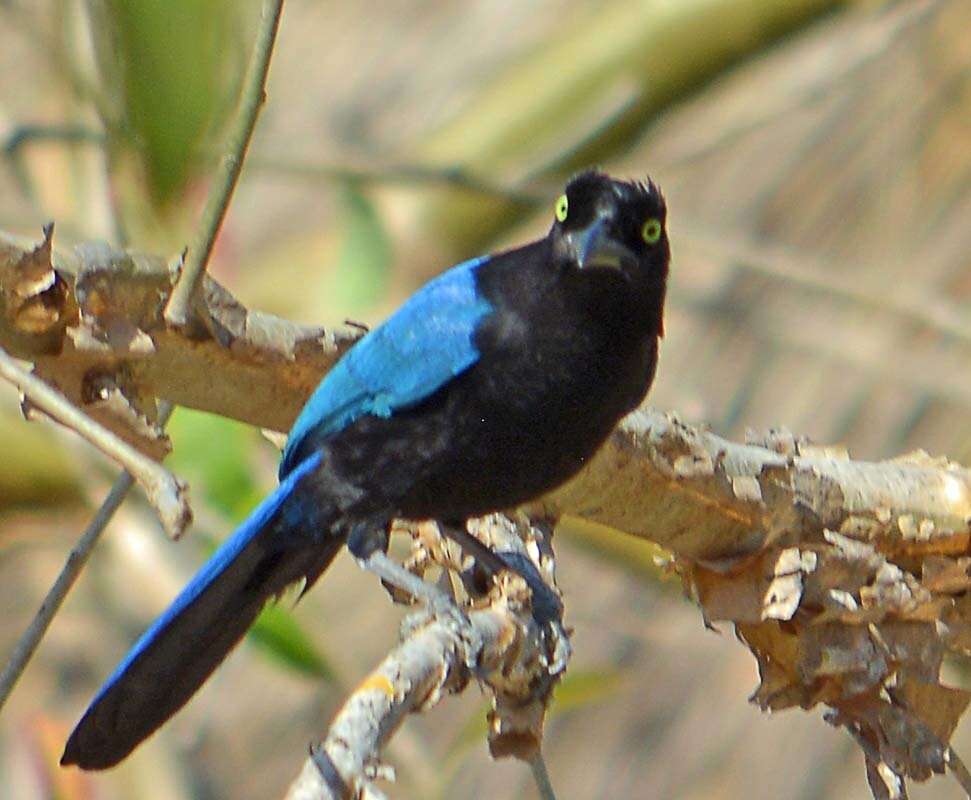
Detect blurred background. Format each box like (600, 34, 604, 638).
(2, 0, 970, 797)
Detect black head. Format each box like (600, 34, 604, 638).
(549, 171, 671, 336)
(550, 170, 669, 282)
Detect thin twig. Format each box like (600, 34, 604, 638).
(287, 516, 568, 799)
(0, 120, 548, 205)
(1, 123, 104, 157)
(287, 610, 485, 799)
(836, 719, 912, 799)
(287, 605, 560, 800)
(838, 720, 884, 769)
(679, 222, 971, 349)
(245, 154, 549, 204)
(0, 400, 174, 712)
(0, 474, 133, 710)
(529, 754, 558, 800)
(947, 746, 971, 798)
(0, 0, 284, 713)
(0, 348, 190, 538)
(163, 0, 285, 326)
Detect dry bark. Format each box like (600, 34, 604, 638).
(5, 226, 971, 795)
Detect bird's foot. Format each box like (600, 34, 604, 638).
(347, 522, 467, 625)
(491, 550, 564, 627)
(439, 522, 563, 628)
(360, 550, 452, 609)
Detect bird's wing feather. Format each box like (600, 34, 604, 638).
(61, 451, 334, 769)
(87, 450, 323, 708)
(279, 255, 491, 477)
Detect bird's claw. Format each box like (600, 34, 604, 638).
(438, 522, 563, 629)
(356, 549, 468, 625)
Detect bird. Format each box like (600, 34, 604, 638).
(61, 170, 670, 770)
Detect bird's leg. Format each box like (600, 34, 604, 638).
(439, 520, 510, 577)
(347, 520, 460, 618)
(439, 520, 563, 627)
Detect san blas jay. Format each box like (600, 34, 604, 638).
(62, 170, 670, 770)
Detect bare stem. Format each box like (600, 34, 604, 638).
(0, 348, 190, 538)
(163, 0, 285, 326)
(0, 0, 284, 732)
(0, 122, 546, 205)
(529, 754, 558, 800)
(245, 153, 548, 204)
(287, 516, 568, 799)
(947, 747, 971, 798)
(0, 401, 173, 712)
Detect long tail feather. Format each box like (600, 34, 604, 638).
(61, 452, 339, 770)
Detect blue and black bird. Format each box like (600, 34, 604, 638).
(62, 170, 670, 769)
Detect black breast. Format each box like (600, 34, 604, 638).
(380, 241, 659, 519)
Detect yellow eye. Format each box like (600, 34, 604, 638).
(642, 217, 662, 244)
(554, 194, 569, 223)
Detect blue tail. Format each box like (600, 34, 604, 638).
(61, 452, 338, 770)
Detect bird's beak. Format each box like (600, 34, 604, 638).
(566, 215, 637, 272)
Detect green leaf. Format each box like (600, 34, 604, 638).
(327, 185, 392, 315)
(250, 602, 337, 681)
(96, 0, 241, 206)
(167, 407, 264, 520)
(549, 667, 624, 717)
(186, 529, 337, 682)
(449, 668, 624, 757)
(557, 515, 676, 586)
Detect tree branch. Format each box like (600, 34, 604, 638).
(0, 401, 173, 712)
(163, 0, 285, 327)
(535, 412, 971, 561)
(5, 226, 971, 556)
(0, 0, 288, 720)
(0, 346, 189, 537)
(286, 516, 568, 800)
(0, 227, 357, 458)
(0, 471, 133, 709)
(5, 225, 971, 795)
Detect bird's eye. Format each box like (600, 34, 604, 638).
(554, 194, 569, 223)
(642, 217, 662, 245)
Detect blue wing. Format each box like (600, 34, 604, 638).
(279, 255, 492, 478)
(62, 451, 337, 769)
(90, 451, 324, 709)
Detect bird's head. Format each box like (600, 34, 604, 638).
(549, 170, 669, 332)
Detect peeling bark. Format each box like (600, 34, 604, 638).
(1, 229, 357, 458)
(5, 227, 971, 795)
